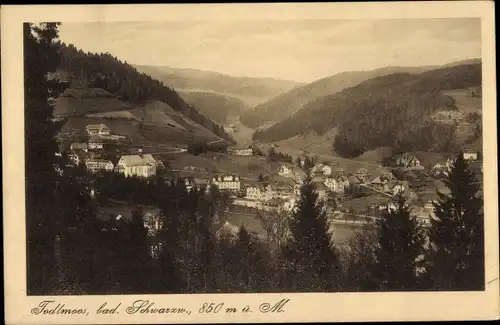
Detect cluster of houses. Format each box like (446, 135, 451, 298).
(431, 149, 481, 177)
(63, 123, 165, 178)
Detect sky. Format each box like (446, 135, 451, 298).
(58, 18, 481, 83)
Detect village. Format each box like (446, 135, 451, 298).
(55, 121, 484, 246)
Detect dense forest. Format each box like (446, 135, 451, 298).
(56, 43, 235, 144)
(253, 64, 481, 157)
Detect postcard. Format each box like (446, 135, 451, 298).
(2, 2, 499, 324)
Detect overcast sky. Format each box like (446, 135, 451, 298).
(58, 18, 481, 83)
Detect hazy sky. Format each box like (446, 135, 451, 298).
(58, 18, 481, 83)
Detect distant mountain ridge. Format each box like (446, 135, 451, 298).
(133, 64, 303, 106)
(177, 90, 249, 124)
(253, 62, 482, 157)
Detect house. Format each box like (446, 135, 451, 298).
(68, 153, 80, 166)
(85, 124, 111, 136)
(216, 221, 239, 239)
(228, 147, 253, 156)
(70, 142, 88, 152)
(321, 165, 332, 176)
(297, 155, 306, 168)
(391, 181, 408, 195)
(85, 159, 114, 173)
(431, 163, 447, 176)
(355, 168, 370, 183)
(246, 185, 264, 200)
(293, 183, 301, 196)
(310, 163, 331, 176)
(394, 153, 421, 168)
(88, 135, 104, 150)
(333, 175, 350, 194)
(116, 154, 157, 178)
(324, 177, 337, 192)
(278, 164, 291, 176)
(212, 174, 241, 191)
(272, 181, 294, 199)
(463, 149, 478, 161)
(469, 86, 482, 98)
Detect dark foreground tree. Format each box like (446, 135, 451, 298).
(282, 177, 340, 291)
(24, 22, 68, 294)
(427, 153, 484, 290)
(372, 195, 426, 291)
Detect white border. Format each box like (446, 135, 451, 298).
(2, 2, 498, 324)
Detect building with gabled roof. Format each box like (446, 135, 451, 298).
(85, 124, 111, 136)
(116, 154, 157, 178)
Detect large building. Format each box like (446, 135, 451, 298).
(85, 159, 114, 173)
(85, 124, 111, 136)
(212, 174, 241, 191)
(116, 154, 157, 178)
(228, 147, 253, 156)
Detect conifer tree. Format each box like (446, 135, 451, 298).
(371, 194, 425, 291)
(24, 22, 67, 294)
(283, 176, 340, 291)
(125, 207, 151, 293)
(427, 152, 484, 290)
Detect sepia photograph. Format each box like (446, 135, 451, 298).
(2, 2, 499, 324)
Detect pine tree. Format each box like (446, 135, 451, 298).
(24, 22, 68, 294)
(371, 194, 425, 291)
(283, 176, 340, 291)
(124, 207, 151, 293)
(428, 152, 484, 290)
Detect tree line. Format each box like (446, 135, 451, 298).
(267, 147, 293, 163)
(25, 23, 485, 295)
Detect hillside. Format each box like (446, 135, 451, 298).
(56, 43, 235, 144)
(240, 65, 434, 129)
(133, 65, 302, 106)
(177, 90, 249, 124)
(253, 63, 482, 158)
(59, 99, 225, 146)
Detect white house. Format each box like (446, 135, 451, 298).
(116, 154, 157, 178)
(88, 136, 104, 150)
(216, 221, 240, 239)
(228, 147, 253, 156)
(212, 174, 241, 191)
(278, 164, 291, 176)
(463, 149, 478, 161)
(324, 177, 337, 192)
(246, 186, 263, 200)
(85, 124, 111, 136)
(85, 159, 114, 173)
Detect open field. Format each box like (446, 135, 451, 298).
(54, 87, 132, 117)
(443, 88, 482, 115)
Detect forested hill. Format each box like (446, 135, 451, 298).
(56, 43, 235, 144)
(240, 65, 434, 129)
(253, 63, 482, 157)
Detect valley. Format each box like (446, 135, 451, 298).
(52, 44, 483, 253)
